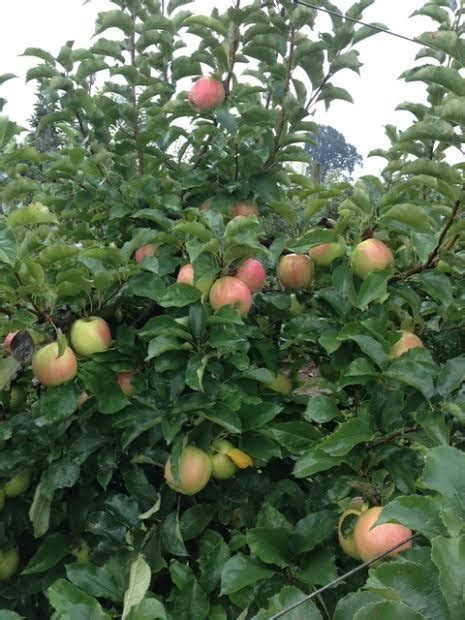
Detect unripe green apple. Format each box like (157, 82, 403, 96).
(277, 254, 314, 290)
(70, 317, 112, 357)
(210, 453, 237, 480)
(209, 276, 252, 317)
(353, 506, 412, 562)
(308, 242, 344, 267)
(389, 331, 424, 359)
(0, 548, 19, 581)
(164, 446, 212, 495)
(4, 469, 31, 497)
(32, 343, 77, 387)
(9, 386, 26, 411)
(350, 239, 394, 279)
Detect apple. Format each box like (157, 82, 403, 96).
(0, 548, 19, 581)
(390, 331, 424, 359)
(209, 276, 252, 317)
(70, 317, 112, 357)
(277, 254, 314, 290)
(9, 386, 26, 411)
(189, 77, 225, 113)
(353, 506, 412, 562)
(116, 371, 136, 398)
(4, 469, 31, 497)
(229, 202, 258, 218)
(269, 373, 292, 395)
(338, 509, 362, 560)
(3, 331, 18, 351)
(164, 446, 212, 495)
(177, 264, 194, 286)
(235, 258, 266, 292)
(350, 239, 394, 279)
(308, 242, 344, 267)
(134, 243, 158, 264)
(32, 343, 77, 387)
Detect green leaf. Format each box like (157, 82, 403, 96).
(0, 226, 17, 266)
(385, 350, 436, 399)
(318, 413, 371, 457)
(420, 446, 465, 519)
(331, 50, 362, 74)
(159, 283, 201, 308)
(38, 384, 79, 425)
(304, 395, 340, 423)
(48, 579, 111, 619)
(252, 586, 323, 620)
(334, 592, 385, 620)
(400, 159, 461, 185)
(380, 204, 435, 234)
(125, 598, 167, 620)
(95, 10, 134, 35)
(220, 554, 274, 595)
(7, 203, 58, 228)
(66, 559, 126, 604)
(179, 504, 214, 541)
(375, 496, 448, 539)
(414, 272, 452, 307)
(22, 533, 69, 575)
(0, 73, 17, 85)
(293, 450, 340, 478)
(354, 602, 423, 620)
(431, 535, 465, 620)
(199, 530, 231, 594)
(246, 528, 292, 567)
(29, 483, 52, 538)
(356, 270, 390, 308)
(0, 117, 23, 148)
(292, 510, 338, 553)
(184, 15, 227, 36)
(21, 47, 56, 64)
(437, 357, 465, 396)
(122, 555, 151, 619)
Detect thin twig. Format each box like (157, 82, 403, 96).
(367, 426, 420, 450)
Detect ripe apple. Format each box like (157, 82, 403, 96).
(0, 548, 19, 581)
(177, 264, 194, 286)
(235, 258, 266, 292)
(350, 239, 394, 279)
(269, 373, 292, 395)
(209, 276, 252, 316)
(390, 331, 424, 359)
(70, 317, 112, 357)
(229, 202, 258, 218)
(134, 243, 158, 264)
(3, 331, 18, 351)
(353, 506, 412, 562)
(277, 254, 314, 290)
(4, 469, 31, 497)
(116, 371, 136, 398)
(32, 343, 78, 387)
(164, 446, 212, 495)
(189, 77, 225, 113)
(308, 242, 344, 267)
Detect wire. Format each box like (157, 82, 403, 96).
(293, 0, 433, 49)
(269, 532, 420, 619)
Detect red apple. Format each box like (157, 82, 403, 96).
(235, 258, 265, 292)
(209, 276, 252, 316)
(134, 244, 158, 264)
(350, 239, 394, 279)
(229, 202, 258, 218)
(177, 264, 194, 286)
(353, 506, 412, 562)
(32, 342, 78, 387)
(308, 242, 344, 267)
(277, 254, 314, 290)
(70, 317, 111, 357)
(164, 446, 212, 495)
(390, 331, 424, 359)
(189, 77, 225, 113)
(117, 371, 136, 398)
(3, 332, 18, 351)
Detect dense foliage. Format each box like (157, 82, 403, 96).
(0, 0, 465, 618)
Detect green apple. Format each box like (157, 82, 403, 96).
(0, 548, 19, 580)
(4, 469, 31, 497)
(9, 386, 26, 411)
(70, 317, 112, 357)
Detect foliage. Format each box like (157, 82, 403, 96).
(0, 0, 464, 618)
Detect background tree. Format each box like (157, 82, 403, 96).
(305, 124, 363, 181)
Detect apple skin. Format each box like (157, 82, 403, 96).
(164, 446, 212, 495)
(229, 202, 258, 218)
(308, 242, 344, 267)
(9, 386, 26, 410)
(70, 317, 112, 357)
(0, 548, 19, 581)
(353, 506, 412, 562)
(116, 371, 136, 398)
(277, 254, 314, 290)
(189, 77, 225, 113)
(210, 453, 237, 480)
(4, 469, 31, 497)
(235, 258, 266, 293)
(32, 343, 78, 387)
(350, 239, 394, 279)
(3, 331, 18, 351)
(177, 264, 194, 286)
(134, 244, 158, 264)
(390, 331, 424, 359)
(209, 276, 252, 317)
(269, 373, 292, 395)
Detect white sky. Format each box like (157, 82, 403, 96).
(0, 0, 434, 176)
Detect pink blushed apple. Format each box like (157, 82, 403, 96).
(134, 244, 158, 264)
(209, 276, 252, 317)
(277, 254, 314, 290)
(32, 343, 78, 387)
(189, 77, 225, 113)
(70, 317, 112, 357)
(235, 258, 266, 292)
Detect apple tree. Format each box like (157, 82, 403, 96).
(0, 0, 465, 618)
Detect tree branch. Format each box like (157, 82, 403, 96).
(224, 0, 241, 97)
(367, 426, 420, 450)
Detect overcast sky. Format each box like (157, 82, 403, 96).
(0, 0, 434, 176)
